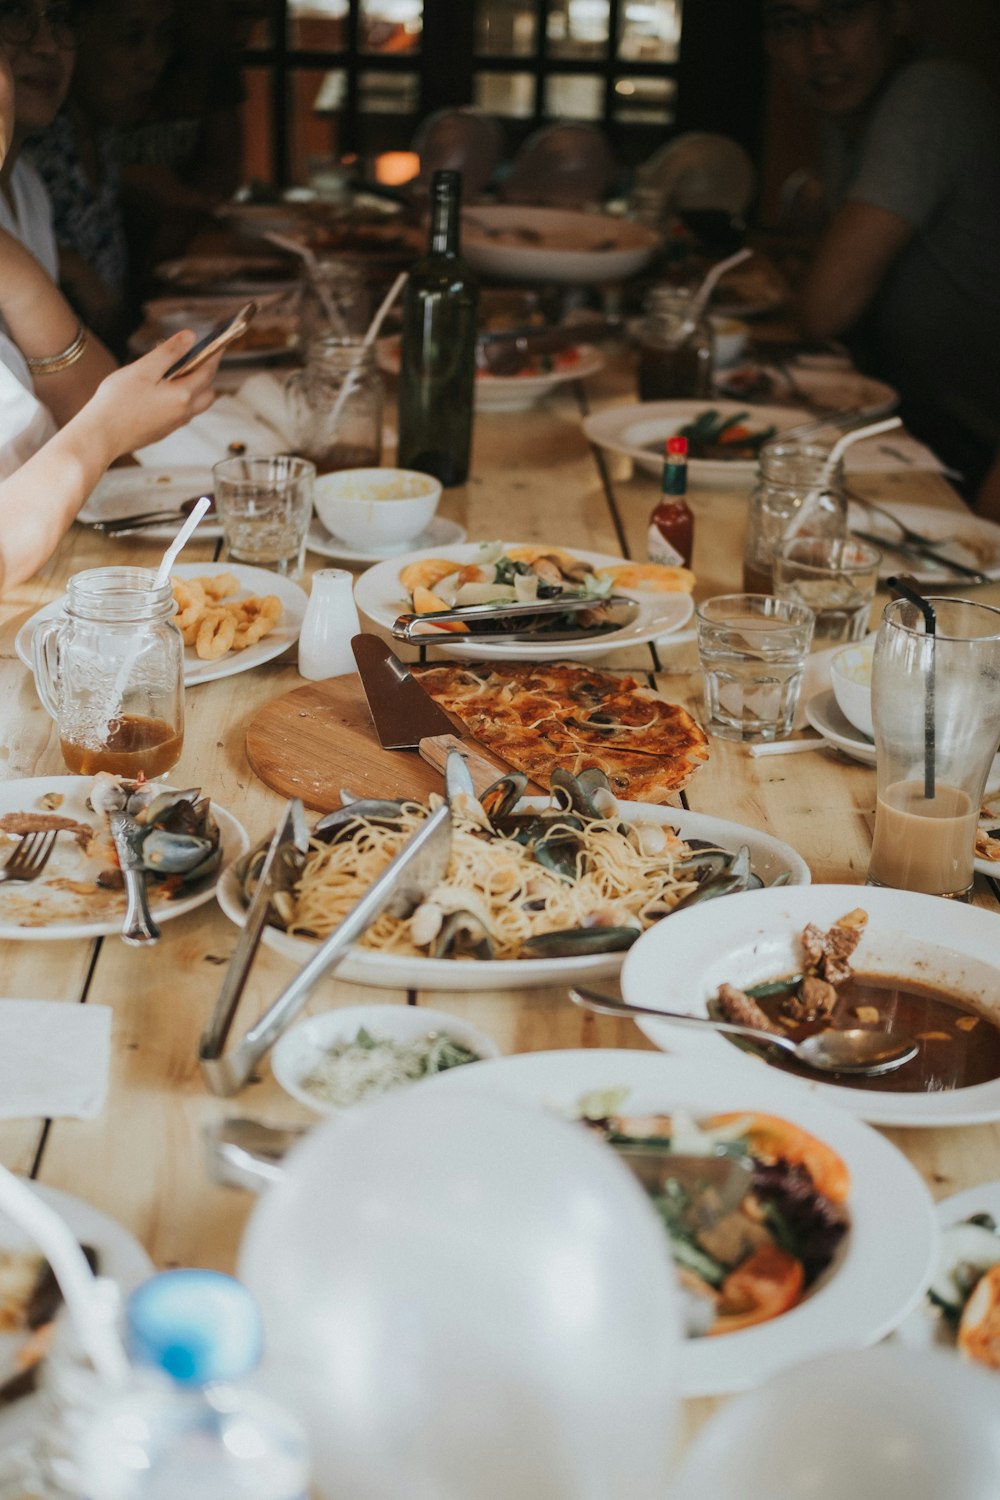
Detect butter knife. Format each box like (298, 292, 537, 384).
(851, 527, 991, 584)
(108, 810, 160, 946)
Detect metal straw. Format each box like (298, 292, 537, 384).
(888, 575, 936, 799)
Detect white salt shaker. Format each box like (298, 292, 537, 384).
(298, 568, 361, 680)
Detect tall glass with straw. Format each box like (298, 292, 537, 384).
(868, 587, 1000, 899)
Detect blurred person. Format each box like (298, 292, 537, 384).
(23, 0, 176, 349)
(764, 0, 1000, 505)
(0, 47, 220, 593)
(0, 0, 74, 275)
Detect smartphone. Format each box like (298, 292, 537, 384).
(162, 301, 258, 380)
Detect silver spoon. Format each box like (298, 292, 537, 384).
(567, 986, 918, 1077)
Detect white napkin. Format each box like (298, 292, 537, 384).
(844, 430, 951, 475)
(0, 1001, 112, 1120)
(135, 371, 295, 468)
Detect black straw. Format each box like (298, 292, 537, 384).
(888, 576, 936, 799)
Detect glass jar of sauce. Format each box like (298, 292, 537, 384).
(32, 567, 184, 778)
(743, 439, 847, 594)
(635, 284, 714, 402)
(285, 335, 384, 475)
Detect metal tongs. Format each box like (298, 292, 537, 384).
(199, 793, 453, 1095)
(392, 593, 640, 644)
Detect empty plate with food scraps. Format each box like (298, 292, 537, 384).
(624, 884, 1000, 1127)
(425, 1047, 937, 1396)
(76, 467, 221, 538)
(895, 1179, 1000, 1369)
(377, 334, 604, 411)
(353, 539, 695, 661)
(16, 564, 307, 688)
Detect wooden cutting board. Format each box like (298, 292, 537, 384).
(245, 673, 514, 811)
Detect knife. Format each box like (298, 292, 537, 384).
(851, 528, 992, 584)
(351, 633, 521, 796)
(392, 594, 640, 644)
(108, 810, 160, 946)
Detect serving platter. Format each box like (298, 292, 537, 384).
(426, 1047, 938, 1396)
(216, 801, 810, 991)
(17, 564, 307, 689)
(582, 400, 809, 484)
(461, 206, 660, 284)
(623, 884, 1000, 1126)
(0, 777, 248, 941)
(353, 540, 694, 662)
(845, 500, 1000, 584)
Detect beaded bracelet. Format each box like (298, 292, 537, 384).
(26, 323, 89, 375)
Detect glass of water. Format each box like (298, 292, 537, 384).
(697, 593, 815, 742)
(772, 535, 881, 649)
(213, 454, 315, 578)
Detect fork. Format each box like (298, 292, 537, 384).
(0, 829, 59, 883)
(847, 490, 955, 550)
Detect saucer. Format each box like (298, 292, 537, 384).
(804, 689, 877, 765)
(306, 514, 466, 565)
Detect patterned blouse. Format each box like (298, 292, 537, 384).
(23, 111, 129, 296)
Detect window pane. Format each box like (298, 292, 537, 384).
(288, 0, 345, 50)
(360, 0, 422, 54)
(618, 0, 681, 62)
(543, 74, 604, 119)
(474, 0, 536, 56)
(290, 67, 346, 183)
(359, 69, 421, 115)
(612, 73, 676, 125)
(547, 0, 608, 60)
(472, 71, 536, 119)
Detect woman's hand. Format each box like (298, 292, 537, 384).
(86, 331, 222, 462)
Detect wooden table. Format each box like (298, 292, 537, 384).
(2, 339, 999, 1452)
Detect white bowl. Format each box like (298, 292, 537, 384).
(313, 468, 442, 550)
(710, 315, 749, 368)
(271, 1003, 501, 1115)
(830, 635, 876, 740)
(461, 206, 661, 285)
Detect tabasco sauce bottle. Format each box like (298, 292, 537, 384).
(648, 435, 693, 568)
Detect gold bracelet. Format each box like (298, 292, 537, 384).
(26, 323, 89, 375)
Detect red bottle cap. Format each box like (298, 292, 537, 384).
(666, 436, 689, 458)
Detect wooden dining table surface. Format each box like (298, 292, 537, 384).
(2, 335, 999, 1448)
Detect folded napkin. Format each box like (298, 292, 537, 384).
(0, 1001, 112, 1120)
(844, 429, 951, 475)
(135, 371, 295, 468)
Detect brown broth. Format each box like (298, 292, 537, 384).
(61, 715, 183, 779)
(718, 974, 1000, 1093)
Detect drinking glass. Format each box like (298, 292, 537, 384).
(772, 535, 881, 648)
(213, 455, 315, 578)
(868, 597, 1000, 899)
(696, 593, 815, 742)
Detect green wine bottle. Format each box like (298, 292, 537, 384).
(397, 168, 479, 487)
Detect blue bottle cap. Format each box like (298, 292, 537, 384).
(126, 1269, 264, 1386)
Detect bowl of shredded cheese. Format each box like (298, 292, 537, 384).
(271, 1004, 500, 1115)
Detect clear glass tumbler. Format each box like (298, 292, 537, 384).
(868, 597, 1000, 899)
(772, 535, 882, 649)
(697, 593, 815, 742)
(213, 454, 315, 578)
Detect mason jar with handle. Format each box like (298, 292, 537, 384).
(742, 438, 846, 594)
(32, 567, 185, 779)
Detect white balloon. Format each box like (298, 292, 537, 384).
(239, 1087, 681, 1500)
(671, 1345, 1000, 1500)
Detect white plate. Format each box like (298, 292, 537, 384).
(353, 540, 695, 662)
(582, 400, 811, 485)
(77, 467, 221, 539)
(0, 1181, 152, 1444)
(0, 776, 248, 941)
(715, 363, 898, 419)
(424, 1047, 937, 1396)
(16, 564, 307, 689)
(306, 514, 466, 565)
(978, 804, 1000, 880)
(271, 1003, 502, 1115)
(804, 689, 877, 765)
(216, 801, 810, 992)
(461, 206, 660, 284)
(847, 500, 1000, 583)
(896, 1180, 1000, 1357)
(376, 335, 604, 411)
(623, 883, 1000, 1127)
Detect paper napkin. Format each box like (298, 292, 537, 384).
(0, 1001, 112, 1120)
(134, 371, 295, 468)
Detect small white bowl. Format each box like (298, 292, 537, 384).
(271, 1003, 501, 1116)
(710, 315, 749, 368)
(830, 635, 876, 740)
(313, 468, 442, 550)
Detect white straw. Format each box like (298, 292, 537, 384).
(749, 738, 826, 757)
(0, 1165, 129, 1382)
(154, 495, 212, 589)
(689, 246, 753, 324)
(820, 415, 903, 487)
(263, 231, 346, 334)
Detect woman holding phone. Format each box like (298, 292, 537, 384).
(0, 41, 220, 594)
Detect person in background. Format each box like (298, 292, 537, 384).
(0, 0, 72, 277)
(0, 46, 220, 593)
(23, 0, 176, 351)
(764, 0, 1000, 507)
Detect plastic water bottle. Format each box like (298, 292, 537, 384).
(76, 1270, 309, 1500)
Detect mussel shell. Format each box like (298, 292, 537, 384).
(521, 925, 639, 958)
(314, 799, 415, 842)
(431, 910, 495, 960)
(480, 773, 528, 825)
(140, 829, 217, 876)
(134, 788, 202, 830)
(550, 767, 612, 817)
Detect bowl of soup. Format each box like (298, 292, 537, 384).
(313, 468, 442, 549)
